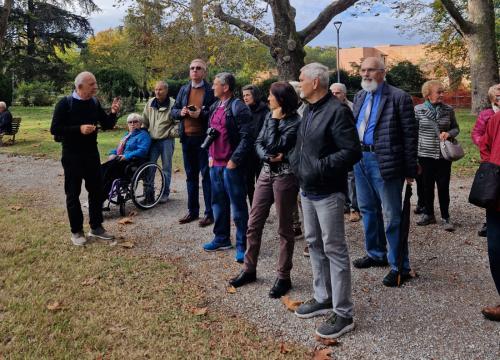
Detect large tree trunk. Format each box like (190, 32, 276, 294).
(190, 0, 205, 58)
(0, 0, 14, 50)
(441, 0, 499, 114)
(466, 0, 499, 113)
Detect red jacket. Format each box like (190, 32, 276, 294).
(472, 108, 495, 147)
(480, 111, 500, 210)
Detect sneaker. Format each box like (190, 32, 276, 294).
(316, 313, 355, 339)
(416, 214, 436, 226)
(478, 223, 487, 237)
(349, 211, 361, 222)
(295, 298, 332, 319)
(442, 218, 455, 232)
(88, 226, 115, 241)
(203, 240, 233, 252)
(235, 249, 245, 263)
(303, 245, 310, 257)
(71, 231, 87, 246)
(352, 255, 388, 269)
(382, 270, 412, 287)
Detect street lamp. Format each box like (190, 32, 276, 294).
(333, 21, 342, 83)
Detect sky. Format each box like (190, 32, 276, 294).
(88, 0, 425, 48)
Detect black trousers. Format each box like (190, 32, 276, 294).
(62, 152, 103, 233)
(101, 158, 130, 202)
(418, 156, 452, 219)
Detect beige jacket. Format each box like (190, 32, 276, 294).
(142, 97, 179, 139)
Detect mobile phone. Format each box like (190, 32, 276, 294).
(187, 105, 197, 111)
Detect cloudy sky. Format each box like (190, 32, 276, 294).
(88, 0, 424, 48)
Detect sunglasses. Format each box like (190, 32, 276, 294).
(128, 120, 140, 124)
(190, 66, 203, 71)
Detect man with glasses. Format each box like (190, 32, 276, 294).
(172, 59, 216, 227)
(351, 57, 417, 287)
(142, 81, 177, 203)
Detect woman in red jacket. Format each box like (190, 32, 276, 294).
(479, 111, 500, 322)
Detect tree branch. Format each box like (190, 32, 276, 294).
(213, 3, 272, 47)
(299, 0, 359, 44)
(440, 0, 471, 34)
(0, 0, 13, 50)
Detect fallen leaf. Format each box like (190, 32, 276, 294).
(281, 295, 303, 312)
(9, 205, 22, 211)
(128, 210, 137, 217)
(31, 144, 40, 147)
(47, 301, 62, 311)
(118, 217, 134, 225)
(313, 348, 333, 359)
(315, 335, 340, 346)
(227, 286, 237, 294)
(361, 287, 369, 293)
(81, 278, 96, 286)
(120, 241, 135, 249)
(191, 307, 208, 316)
(279, 342, 290, 354)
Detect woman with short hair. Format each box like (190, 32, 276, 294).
(229, 82, 301, 298)
(415, 80, 459, 231)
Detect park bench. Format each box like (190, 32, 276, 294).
(1, 117, 21, 144)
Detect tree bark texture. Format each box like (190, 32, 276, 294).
(214, 0, 359, 81)
(441, 0, 499, 113)
(0, 0, 14, 50)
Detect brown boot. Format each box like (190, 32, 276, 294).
(481, 305, 500, 321)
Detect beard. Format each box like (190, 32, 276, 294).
(361, 79, 378, 92)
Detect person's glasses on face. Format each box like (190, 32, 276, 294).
(128, 120, 140, 124)
(190, 66, 203, 71)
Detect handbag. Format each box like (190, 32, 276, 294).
(440, 138, 465, 161)
(468, 162, 500, 208)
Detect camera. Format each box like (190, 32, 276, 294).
(187, 105, 197, 111)
(200, 127, 219, 150)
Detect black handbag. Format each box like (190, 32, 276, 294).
(468, 162, 500, 208)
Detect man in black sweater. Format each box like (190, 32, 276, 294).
(51, 71, 121, 246)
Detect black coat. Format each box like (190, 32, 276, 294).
(352, 82, 417, 180)
(290, 92, 361, 196)
(249, 101, 270, 140)
(255, 112, 300, 163)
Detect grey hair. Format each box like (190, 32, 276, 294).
(214, 72, 236, 92)
(74, 71, 95, 88)
(361, 57, 385, 71)
(288, 81, 301, 97)
(155, 80, 168, 89)
(0, 101, 6, 110)
(330, 83, 347, 94)
(300, 63, 329, 89)
(127, 113, 143, 123)
(487, 84, 500, 103)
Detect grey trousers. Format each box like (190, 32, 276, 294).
(301, 192, 354, 318)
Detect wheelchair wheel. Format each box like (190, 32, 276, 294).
(131, 162, 165, 210)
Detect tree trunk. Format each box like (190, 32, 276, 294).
(466, 0, 499, 113)
(190, 0, 205, 58)
(26, 0, 35, 56)
(0, 0, 14, 50)
(270, 38, 306, 81)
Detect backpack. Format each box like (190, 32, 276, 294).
(54, 95, 98, 142)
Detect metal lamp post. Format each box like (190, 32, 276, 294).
(333, 21, 342, 83)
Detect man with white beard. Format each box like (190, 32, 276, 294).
(351, 57, 418, 287)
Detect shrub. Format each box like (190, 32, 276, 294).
(386, 61, 426, 96)
(94, 68, 138, 115)
(16, 81, 55, 106)
(0, 72, 13, 107)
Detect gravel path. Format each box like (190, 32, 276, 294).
(1, 153, 499, 359)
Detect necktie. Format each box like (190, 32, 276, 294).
(358, 92, 373, 142)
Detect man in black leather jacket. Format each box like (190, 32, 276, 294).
(290, 63, 361, 340)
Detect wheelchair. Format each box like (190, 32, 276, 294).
(104, 160, 165, 216)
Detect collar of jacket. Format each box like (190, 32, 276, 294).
(308, 91, 333, 112)
(151, 97, 170, 110)
(250, 101, 268, 113)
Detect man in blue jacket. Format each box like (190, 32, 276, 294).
(171, 59, 216, 227)
(351, 57, 418, 287)
(202, 72, 254, 263)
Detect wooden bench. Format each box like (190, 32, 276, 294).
(1, 117, 21, 144)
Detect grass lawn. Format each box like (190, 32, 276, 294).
(1, 105, 479, 175)
(0, 191, 307, 358)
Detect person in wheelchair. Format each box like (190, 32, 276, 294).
(101, 113, 152, 203)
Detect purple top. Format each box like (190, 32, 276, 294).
(209, 104, 232, 166)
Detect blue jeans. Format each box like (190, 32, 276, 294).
(354, 152, 409, 272)
(181, 136, 212, 217)
(210, 166, 248, 252)
(149, 138, 174, 198)
(487, 209, 500, 295)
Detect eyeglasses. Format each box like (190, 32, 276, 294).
(360, 68, 384, 74)
(128, 120, 140, 124)
(190, 66, 203, 71)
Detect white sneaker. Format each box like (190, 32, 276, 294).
(88, 226, 114, 240)
(71, 231, 87, 246)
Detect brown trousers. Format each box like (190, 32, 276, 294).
(243, 171, 299, 279)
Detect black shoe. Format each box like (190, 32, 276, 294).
(353, 255, 388, 269)
(179, 213, 199, 224)
(478, 223, 487, 237)
(269, 278, 292, 298)
(229, 271, 256, 288)
(414, 205, 425, 215)
(382, 270, 412, 287)
(416, 214, 437, 226)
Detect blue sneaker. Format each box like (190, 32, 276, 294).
(203, 240, 233, 252)
(235, 250, 245, 263)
